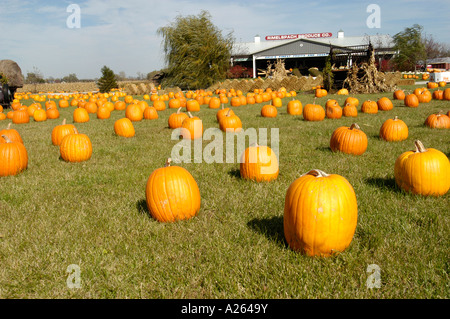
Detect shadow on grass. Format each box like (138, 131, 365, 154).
(315, 146, 332, 153)
(364, 177, 400, 193)
(247, 216, 288, 248)
(136, 199, 150, 217)
(228, 168, 241, 179)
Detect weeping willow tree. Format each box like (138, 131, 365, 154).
(157, 10, 234, 90)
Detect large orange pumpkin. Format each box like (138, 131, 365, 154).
(284, 169, 358, 257)
(330, 123, 368, 155)
(394, 140, 450, 196)
(0, 135, 28, 176)
(145, 158, 201, 222)
(240, 144, 279, 182)
(379, 116, 408, 142)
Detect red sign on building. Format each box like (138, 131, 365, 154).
(265, 32, 332, 41)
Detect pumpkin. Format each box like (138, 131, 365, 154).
(208, 97, 221, 109)
(240, 144, 279, 182)
(394, 140, 450, 196)
(393, 89, 405, 100)
(337, 88, 349, 95)
(125, 104, 144, 122)
(414, 88, 431, 103)
(0, 135, 28, 176)
(272, 97, 283, 107)
(142, 106, 158, 120)
(432, 89, 444, 100)
(186, 99, 200, 112)
(46, 107, 60, 119)
(114, 118, 135, 137)
(84, 101, 98, 114)
(73, 107, 90, 123)
(345, 97, 359, 107)
(330, 123, 368, 155)
(438, 81, 446, 87)
(96, 106, 111, 119)
(114, 100, 126, 111)
(284, 169, 358, 257)
(361, 100, 378, 114)
(0, 123, 23, 144)
(443, 88, 450, 101)
(168, 108, 188, 129)
(0, 113, 6, 121)
(287, 99, 302, 115)
(404, 94, 419, 107)
(343, 103, 358, 117)
(51, 119, 78, 146)
(303, 100, 325, 121)
(12, 110, 30, 124)
(153, 100, 166, 111)
(181, 112, 203, 140)
(424, 111, 450, 129)
(261, 104, 277, 118)
(427, 82, 439, 89)
(145, 158, 201, 222)
(58, 129, 91, 162)
(377, 97, 393, 111)
(379, 116, 408, 142)
(219, 109, 242, 132)
(325, 99, 342, 119)
(230, 96, 241, 107)
(168, 98, 181, 109)
(216, 105, 234, 122)
(315, 88, 327, 98)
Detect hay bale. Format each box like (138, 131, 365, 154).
(0, 59, 24, 88)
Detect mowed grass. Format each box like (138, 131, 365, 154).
(0, 85, 448, 299)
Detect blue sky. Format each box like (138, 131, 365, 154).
(1, 0, 449, 79)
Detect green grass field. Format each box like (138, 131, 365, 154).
(0, 85, 449, 299)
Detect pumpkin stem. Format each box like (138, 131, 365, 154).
(62, 118, 66, 125)
(414, 140, 427, 153)
(6, 123, 11, 130)
(394, 116, 399, 120)
(304, 169, 330, 178)
(1, 135, 12, 143)
(349, 123, 361, 130)
(226, 109, 232, 116)
(177, 107, 182, 114)
(188, 111, 193, 118)
(165, 158, 172, 167)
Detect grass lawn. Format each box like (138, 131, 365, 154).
(0, 85, 448, 299)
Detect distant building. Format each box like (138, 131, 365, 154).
(231, 30, 396, 78)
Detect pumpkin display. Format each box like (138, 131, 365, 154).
(145, 158, 201, 223)
(114, 118, 135, 138)
(0, 135, 28, 176)
(424, 111, 450, 129)
(377, 97, 394, 111)
(330, 123, 368, 155)
(284, 169, 358, 257)
(0, 123, 23, 144)
(303, 100, 325, 121)
(361, 100, 378, 114)
(59, 130, 93, 162)
(168, 107, 188, 129)
(73, 107, 90, 123)
(394, 140, 450, 196)
(51, 119, 78, 146)
(240, 144, 279, 182)
(143, 106, 159, 120)
(181, 112, 203, 140)
(343, 103, 358, 117)
(287, 99, 302, 115)
(325, 99, 342, 119)
(404, 93, 419, 107)
(261, 104, 277, 118)
(219, 109, 242, 132)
